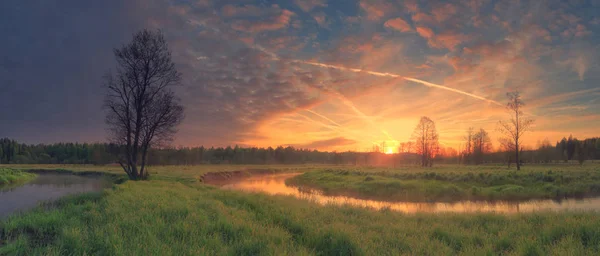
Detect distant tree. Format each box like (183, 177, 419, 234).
(411, 116, 439, 167)
(596, 139, 600, 161)
(575, 139, 587, 165)
(566, 135, 576, 161)
(472, 128, 492, 164)
(103, 29, 184, 180)
(557, 137, 568, 162)
(498, 137, 515, 168)
(536, 138, 554, 163)
(498, 91, 534, 170)
(463, 127, 474, 164)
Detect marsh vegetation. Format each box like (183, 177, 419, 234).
(287, 165, 600, 202)
(0, 169, 36, 186)
(1, 165, 600, 255)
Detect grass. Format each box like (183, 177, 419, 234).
(0, 168, 36, 186)
(286, 164, 600, 202)
(1, 163, 600, 255)
(2, 164, 331, 183)
(2, 180, 600, 255)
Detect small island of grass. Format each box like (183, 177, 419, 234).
(0, 168, 36, 186)
(286, 166, 600, 202)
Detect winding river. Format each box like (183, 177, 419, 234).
(220, 173, 600, 214)
(0, 174, 111, 218)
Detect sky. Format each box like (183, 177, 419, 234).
(1, 0, 599, 152)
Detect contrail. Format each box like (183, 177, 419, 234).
(303, 109, 343, 127)
(289, 60, 504, 107)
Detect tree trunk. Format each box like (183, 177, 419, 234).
(515, 144, 520, 171)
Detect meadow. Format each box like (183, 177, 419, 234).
(286, 164, 600, 202)
(1, 164, 600, 255)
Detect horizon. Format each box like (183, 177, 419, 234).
(2, 1, 599, 152)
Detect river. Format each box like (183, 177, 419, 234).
(0, 174, 111, 218)
(220, 173, 600, 214)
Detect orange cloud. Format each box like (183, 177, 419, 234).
(384, 17, 412, 32)
(232, 9, 295, 32)
(294, 0, 327, 12)
(359, 1, 395, 21)
(416, 26, 434, 38)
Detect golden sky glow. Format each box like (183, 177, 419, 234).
(3, 0, 599, 149)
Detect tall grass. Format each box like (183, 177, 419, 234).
(0, 168, 36, 186)
(2, 180, 600, 255)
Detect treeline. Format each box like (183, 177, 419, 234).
(0, 138, 407, 165)
(0, 138, 114, 164)
(456, 134, 600, 165)
(1, 136, 598, 166)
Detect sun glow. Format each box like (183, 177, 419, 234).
(385, 147, 395, 154)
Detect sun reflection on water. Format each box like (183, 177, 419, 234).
(221, 173, 600, 214)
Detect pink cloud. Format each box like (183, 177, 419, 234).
(232, 9, 295, 33)
(412, 12, 435, 25)
(384, 17, 412, 32)
(359, 1, 395, 21)
(313, 12, 328, 27)
(404, 0, 419, 13)
(431, 3, 457, 22)
(294, 0, 327, 12)
(575, 24, 591, 37)
(221, 5, 263, 17)
(416, 26, 434, 38)
(434, 32, 469, 49)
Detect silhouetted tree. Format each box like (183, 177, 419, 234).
(575, 139, 587, 165)
(566, 135, 576, 161)
(498, 91, 534, 170)
(498, 136, 515, 168)
(472, 128, 492, 164)
(558, 137, 568, 162)
(536, 138, 554, 163)
(463, 127, 474, 164)
(411, 117, 439, 167)
(104, 29, 184, 180)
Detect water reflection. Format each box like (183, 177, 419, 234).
(221, 173, 600, 214)
(0, 174, 111, 218)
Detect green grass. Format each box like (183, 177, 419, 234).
(1, 164, 600, 255)
(2, 164, 332, 183)
(0, 168, 36, 186)
(286, 164, 600, 202)
(2, 180, 600, 255)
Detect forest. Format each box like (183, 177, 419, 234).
(1, 136, 598, 166)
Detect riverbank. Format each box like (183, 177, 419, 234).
(2, 164, 600, 254)
(2, 180, 600, 255)
(0, 169, 36, 186)
(286, 166, 600, 202)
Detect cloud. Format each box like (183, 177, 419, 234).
(412, 12, 435, 25)
(231, 9, 295, 32)
(221, 5, 264, 17)
(431, 3, 457, 22)
(359, 0, 396, 21)
(3, 0, 600, 151)
(296, 137, 357, 149)
(384, 17, 412, 32)
(416, 26, 434, 38)
(294, 0, 327, 12)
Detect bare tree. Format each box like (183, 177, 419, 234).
(104, 30, 184, 180)
(412, 117, 439, 167)
(498, 91, 533, 170)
